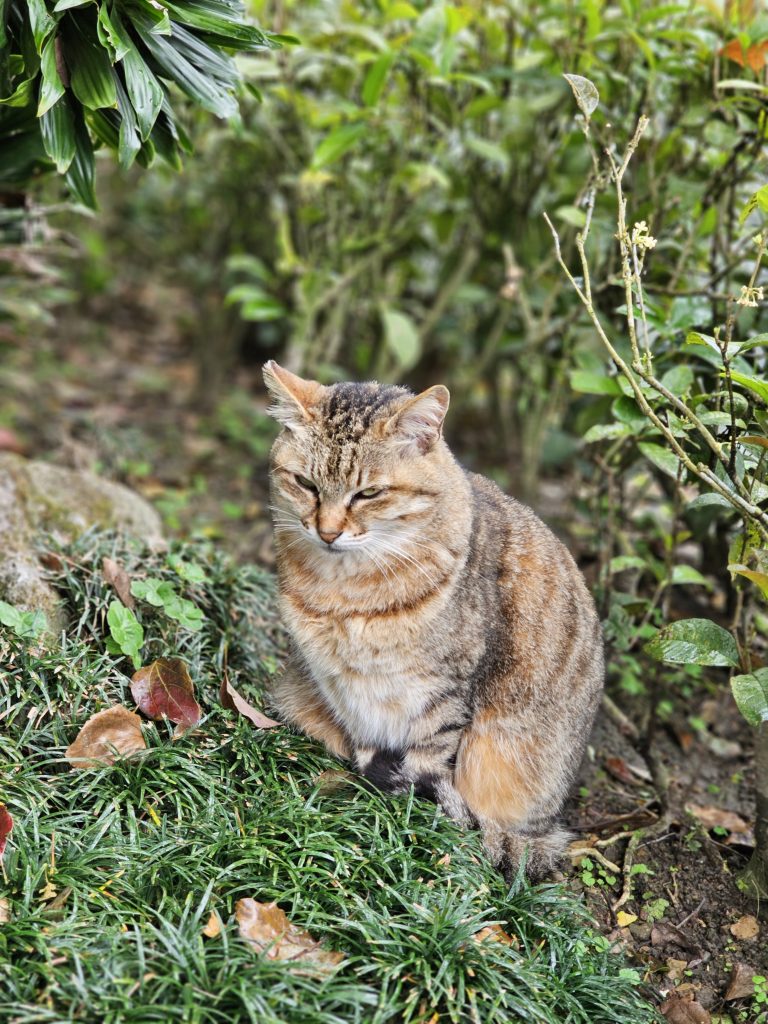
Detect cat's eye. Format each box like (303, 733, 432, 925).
(355, 487, 383, 500)
(295, 474, 317, 492)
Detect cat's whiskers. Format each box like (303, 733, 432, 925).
(367, 535, 442, 589)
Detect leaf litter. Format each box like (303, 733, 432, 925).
(131, 657, 202, 729)
(65, 706, 147, 768)
(235, 899, 344, 971)
(220, 675, 280, 729)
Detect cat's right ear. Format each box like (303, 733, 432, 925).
(262, 361, 323, 428)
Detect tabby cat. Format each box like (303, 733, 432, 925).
(263, 361, 604, 879)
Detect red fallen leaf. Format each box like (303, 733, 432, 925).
(0, 428, 25, 454)
(472, 923, 519, 948)
(235, 899, 343, 970)
(220, 676, 280, 729)
(102, 557, 135, 610)
(720, 38, 768, 72)
(604, 755, 651, 786)
(131, 657, 202, 729)
(0, 804, 13, 861)
(686, 804, 750, 833)
(65, 706, 147, 769)
(660, 991, 710, 1024)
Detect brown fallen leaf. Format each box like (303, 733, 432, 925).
(651, 921, 695, 952)
(220, 677, 280, 729)
(686, 804, 750, 834)
(131, 658, 202, 729)
(660, 991, 710, 1024)
(725, 962, 757, 1001)
(46, 886, 73, 912)
(313, 769, 355, 794)
(102, 557, 135, 610)
(202, 910, 222, 938)
(235, 899, 343, 970)
(0, 804, 12, 861)
(65, 706, 147, 769)
(730, 915, 760, 941)
(0, 427, 25, 455)
(666, 958, 689, 982)
(0, 898, 9, 924)
(604, 756, 651, 785)
(472, 923, 519, 948)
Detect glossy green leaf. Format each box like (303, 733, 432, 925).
(110, 6, 162, 139)
(27, 0, 56, 53)
(0, 76, 35, 107)
(161, 0, 273, 49)
(731, 669, 768, 727)
(637, 442, 681, 480)
(106, 599, 144, 669)
(97, 1, 129, 60)
(113, 71, 141, 168)
(37, 34, 65, 116)
(644, 618, 740, 668)
(40, 93, 76, 171)
(54, 0, 95, 9)
(64, 14, 117, 109)
(670, 565, 711, 589)
(729, 370, 768, 405)
(312, 123, 366, 169)
(64, 107, 96, 207)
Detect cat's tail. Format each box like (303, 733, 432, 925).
(482, 821, 572, 883)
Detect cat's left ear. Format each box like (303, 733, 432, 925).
(387, 385, 450, 454)
(263, 361, 323, 428)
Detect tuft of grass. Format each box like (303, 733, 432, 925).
(1, 532, 659, 1023)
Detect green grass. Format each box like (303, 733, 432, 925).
(1, 533, 659, 1024)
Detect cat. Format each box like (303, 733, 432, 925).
(263, 360, 604, 880)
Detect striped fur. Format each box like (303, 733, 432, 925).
(263, 362, 604, 880)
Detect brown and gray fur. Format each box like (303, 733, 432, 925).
(263, 361, 604, 880)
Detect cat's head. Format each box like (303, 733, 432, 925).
(263, 361, 451, 556)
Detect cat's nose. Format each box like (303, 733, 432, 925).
(318, 528, 342, 545)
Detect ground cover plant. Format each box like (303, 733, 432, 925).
(0, 531, 657, 1024)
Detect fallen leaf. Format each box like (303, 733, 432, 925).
(0, 898, 9, 924)
(46, 886, 73, 912)
(202, 910, 222, 938)
(616, 911, 637, 927)
(220, 677, 280, 729)
(660, 991, 710, 1024)
(235, 899, 343, 970)
(604, 756, 638, 786)
(38, 880, 57, 901)
(666, 958, 689, 982)
(313, 769, 355, 794)
(102, 557, 135, 610)
(730, 915, 759, 940)
(436, 853, 451, 867)
(725, 962, 756, 1001)
(472, 923, 519, 947)
(65, 706, 147, 768)
(131, 658, 202, 729)
(686, 804, 750, 833)
(0, 428, 25, 454)
(0, 804, 13, 861)
(651, 921, 695, 951)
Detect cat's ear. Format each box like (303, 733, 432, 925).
(262, 361, 323, 428)
(387, 385, 450, 454)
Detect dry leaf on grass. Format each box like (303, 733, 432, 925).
(472, 923, 518, 948)
(65, 706, 147, 768)
(313, 769, 355, 794)
(650, 921, 696, 952)
(220, 677, 280, 729)
(102, 557, 135, 610)
(0, 898, 9, 924)
(0, 804, 13, 861)
(235, 899, 343, 970)
(131, 658, 201, 730)
(659, 990, 710, 1024)
(686, 804, 750, 834)
(725, 962, 757, 1001)
(202, 911, 222, 938)
(616, 911, 637, 928)
(729, 915, 759, 940)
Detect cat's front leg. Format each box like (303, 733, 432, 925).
(267, 658, 352, 760)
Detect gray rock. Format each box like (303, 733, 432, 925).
(0, 453, 163, 636)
